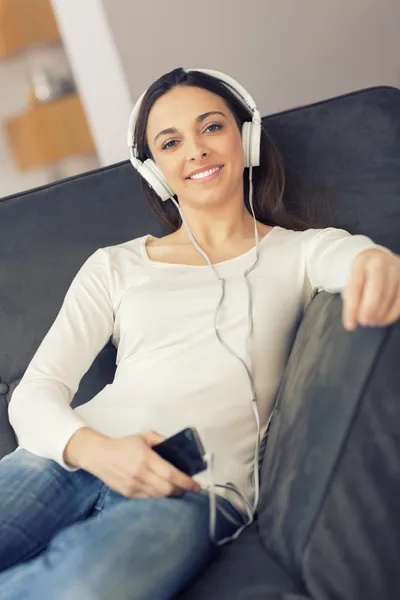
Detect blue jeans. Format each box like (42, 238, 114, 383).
(0, 449, 244, 600)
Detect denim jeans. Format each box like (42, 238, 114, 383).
(0, 449, 244, 600)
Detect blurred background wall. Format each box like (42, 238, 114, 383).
(103, 0, 399, 115)
(1, 0, 399, 198)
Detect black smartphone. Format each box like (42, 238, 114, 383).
(152, 427, 207, 477)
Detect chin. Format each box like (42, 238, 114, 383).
(193, 191, 227, 205)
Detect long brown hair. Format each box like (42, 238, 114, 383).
(134, 68, 329, 234)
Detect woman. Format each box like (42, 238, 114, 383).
(0, 67, 399, 600)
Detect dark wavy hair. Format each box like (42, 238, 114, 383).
(134, 67, 330, 234)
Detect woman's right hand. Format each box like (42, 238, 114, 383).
(64, 427, 202, 499)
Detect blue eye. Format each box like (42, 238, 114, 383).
(161, 140, 177, 151)
(161, 123, 223, 151)
(205, 123, 223, 133)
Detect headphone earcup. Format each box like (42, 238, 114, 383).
(242, 121, 261, 168)
(130, 156, 175, 202)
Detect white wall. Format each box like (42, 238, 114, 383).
(103, 0, 400, 116)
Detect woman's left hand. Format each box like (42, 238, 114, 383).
(341, 248, 400, 331)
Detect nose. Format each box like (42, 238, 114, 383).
(185, 135, 209, 161)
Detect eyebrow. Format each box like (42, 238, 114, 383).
(153, 111, 226, 145)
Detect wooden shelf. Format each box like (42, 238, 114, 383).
(4, 93, 96, 171)
(0, 0, 61, 58)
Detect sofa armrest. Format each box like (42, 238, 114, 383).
(271, 290, 391, 416)
(257, 290, 398, 550)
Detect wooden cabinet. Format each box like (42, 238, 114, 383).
(0, 0, 97, 170)
(0, 0, 60, 58)
(4, 93, 96, 171)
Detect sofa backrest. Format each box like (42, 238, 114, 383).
(0, 85, 399, 458)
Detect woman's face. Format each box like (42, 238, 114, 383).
(146, 86, 244, 209)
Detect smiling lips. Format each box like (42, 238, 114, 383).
(186, 165, 224, 183)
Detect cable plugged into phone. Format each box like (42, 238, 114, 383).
(203, 452, 254, 546)
(203, 452, 217, 543)
(153, 428, 256, 546)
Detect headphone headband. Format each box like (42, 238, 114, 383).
(186, 69, 261, 121)
(127, 68, 261, 151)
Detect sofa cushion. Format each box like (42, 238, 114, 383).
(176, 521, 305, 600)
(70, 342, 117, 409)
(0, 395, 16, 458)
(266, 86, 400, 254)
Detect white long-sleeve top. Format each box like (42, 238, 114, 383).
(8, 226, 385, 510)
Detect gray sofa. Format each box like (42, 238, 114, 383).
(0, 86, 399, 599)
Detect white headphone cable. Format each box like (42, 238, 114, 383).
(170, 165, 262, 545)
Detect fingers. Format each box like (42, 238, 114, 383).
(384, 281, 400, 324)
(342, 251, 400, 330)
(367, 267, 399, 324)
(356, 258, 386, 325)
(149, 452, 201, 493)
(131, 432, 201, 497)
(141, 430, 166, 446)
(342, 259, 366, 330)
(133, 465, 184, 498)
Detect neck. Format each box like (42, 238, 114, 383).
(176, 213, 257, 249)
(174, 201, 258, 249)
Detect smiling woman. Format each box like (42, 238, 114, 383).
(133, 68, 322, 241)
(143, 83, 249, 247)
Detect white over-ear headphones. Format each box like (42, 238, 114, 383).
(127, 68, 262, 202)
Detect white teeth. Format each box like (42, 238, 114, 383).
(190, 166, 220, 180)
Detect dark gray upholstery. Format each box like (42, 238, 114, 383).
(176, 522, 303, 600)
(0, 85, 399, 599)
